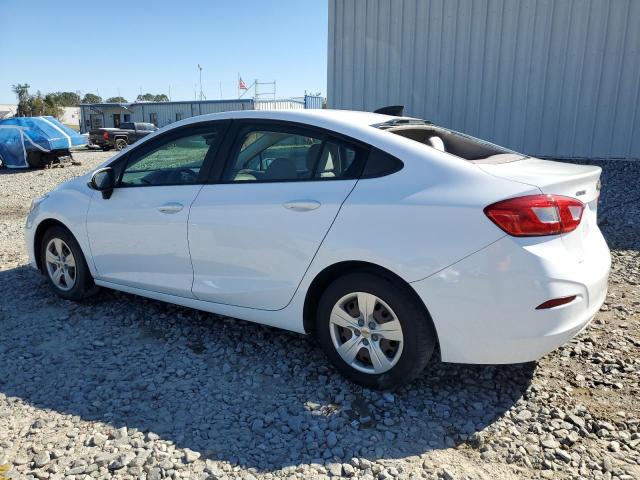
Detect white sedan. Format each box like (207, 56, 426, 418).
(25, 109, 610, 389)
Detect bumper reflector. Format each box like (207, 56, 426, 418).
(535, 295, 577, 310)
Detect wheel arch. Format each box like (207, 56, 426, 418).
(302, 260, 439, 344)
(33, 219, 74, 272)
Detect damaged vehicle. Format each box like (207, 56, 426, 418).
(0, 116, 87, 168)
(24, 109, 610, 389)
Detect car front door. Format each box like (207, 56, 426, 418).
(86, 121, 227, 296)
(188, 121, 367, 310)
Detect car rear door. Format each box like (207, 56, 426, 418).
(188, 120, 368, 310)
(132, 123, 144, 142)
(86, 121, 228, 296)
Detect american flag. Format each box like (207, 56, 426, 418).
(239, 77, 248, 90)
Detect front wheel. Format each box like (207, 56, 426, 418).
(41, 226, 98, 301)
(316, 272, 437, 390)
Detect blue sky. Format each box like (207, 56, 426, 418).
(0, 0, 327, 104)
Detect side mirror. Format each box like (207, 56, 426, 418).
(88, 167, 115, 199)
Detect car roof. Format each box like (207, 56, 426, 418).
(177, 108, 416, 131)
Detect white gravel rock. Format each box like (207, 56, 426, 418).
(0, 153, 638, 479)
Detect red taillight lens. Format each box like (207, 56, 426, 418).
(484, 194, 584, 237)
(103, 131, 109, 140)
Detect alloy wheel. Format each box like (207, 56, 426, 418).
(45, 238, 77, 291)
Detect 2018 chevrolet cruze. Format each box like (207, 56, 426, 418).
(25, 109, 611, 389)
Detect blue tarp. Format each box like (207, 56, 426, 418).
(0, 116, 87, 168)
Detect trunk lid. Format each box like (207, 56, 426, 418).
(477, 158, 603, 263)
(477, 158, 601, 202)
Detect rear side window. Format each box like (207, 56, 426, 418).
(224, 125, 367, 183)
(313, 141, 359, 179)
(224, 129, 322, 182)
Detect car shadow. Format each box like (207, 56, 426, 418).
(0, 265, 535, 472)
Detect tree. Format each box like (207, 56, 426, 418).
(28, 91, 45, 116)
(105, 96, 128, 103)
(43, 93, 64, 119)
(12, 83, 31, 116)
(136, 93, 169, 102)
(81, 93, 102, 104)
(136, 93, 156, 102)
(51, 91, 81, 107)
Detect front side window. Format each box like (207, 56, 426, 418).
(120, 129, 218, 186)
(224, 129, 323, 182)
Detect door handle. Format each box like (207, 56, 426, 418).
(283, 200, 321, 212)
(157, 202, 184, 214)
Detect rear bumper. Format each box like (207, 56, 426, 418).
(411, 230, 610, 364)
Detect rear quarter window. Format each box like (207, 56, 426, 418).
(361, 148, 404, 178)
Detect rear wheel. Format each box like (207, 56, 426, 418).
(316, 272, 436, 389)
(114, 138, 128, 151)
(40, 226, 98, 301)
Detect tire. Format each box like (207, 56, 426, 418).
(26, 151, 43, 168)
(114, 138, 128, 151)
(316, 272, 436, 390)
(40, 226, 98, 301)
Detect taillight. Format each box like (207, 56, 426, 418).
(484, 194, 584, 237)
(103, 131, 109, 140)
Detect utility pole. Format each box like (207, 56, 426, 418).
(198, 64, 204, 101)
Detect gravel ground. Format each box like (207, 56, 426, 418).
(0, 150, 638, 480)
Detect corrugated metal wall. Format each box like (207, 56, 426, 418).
(328, 0, 640, 160)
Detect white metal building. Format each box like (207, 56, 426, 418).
(0, 104, 17, 120)
(328, 0, 640, 160)
(79, 96, 324, 133)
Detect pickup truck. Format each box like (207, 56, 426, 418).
(89, 122, 157, 151)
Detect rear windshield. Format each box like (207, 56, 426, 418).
(374, 119, 525, 163)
